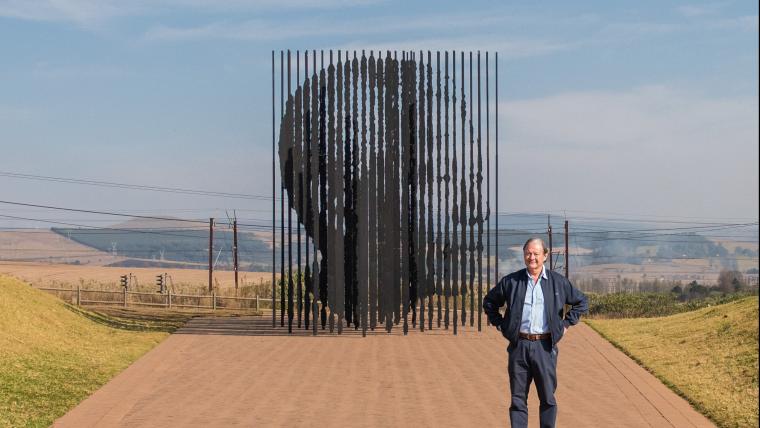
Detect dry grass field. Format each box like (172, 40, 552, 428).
(0, 261, 272, 290)
(575, 259, 720, 285)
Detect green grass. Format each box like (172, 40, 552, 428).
(586, 291, 752, 318)
(586, 296, 759, 428)
(0, 275, 170, 428)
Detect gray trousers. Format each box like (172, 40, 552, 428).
(507, 338, 558, 428)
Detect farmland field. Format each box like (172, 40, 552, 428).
(574, 259, 721, 285)
(0, 230, 124, 266)
(0, 261, 272, 290)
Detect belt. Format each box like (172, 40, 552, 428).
(519, 332, 551, 341)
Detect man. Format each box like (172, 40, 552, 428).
(483, 237, 588, 428)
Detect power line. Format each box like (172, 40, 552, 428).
(0, 214, 214, 239)
(0, 200, 208, 223)
(0, 171, 275, 201)
(1, 199, 757, 242)
(0, 200, 273, 230)
(494, 209, 758, 223)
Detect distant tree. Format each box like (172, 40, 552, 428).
(746, 267, 759, 275)
(718, 269, 744, 294)
(591, 278, 605, 294)
(686, 280, 709, 300)
(735, 247, 759, 257)
(671, 285, 682, 295)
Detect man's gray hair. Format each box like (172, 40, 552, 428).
(523, 237, 549, 255)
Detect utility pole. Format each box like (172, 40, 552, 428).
(547, 215, 553, 271)
(564, 220, 569, 279)
(233, 218, 239, 290)
(208, 217, 214, 292)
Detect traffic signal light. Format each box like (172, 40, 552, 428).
(156, 274, 164, 292)
(120, 275, 128, 288)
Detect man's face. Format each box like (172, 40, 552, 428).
(523, 241, 546, 272)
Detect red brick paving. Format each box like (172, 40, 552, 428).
(54, 316, 715, 427)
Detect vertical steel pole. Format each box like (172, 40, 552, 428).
(368, 51, 377, 332)
(426, 50, 434, 332)
(468, 51, 474, 327)
(312, 49, 320, 336)
(444, 50, 451, 331)
(459, 51, 466, 328)
(452, 50, 458, 335)
(485, 51, 490, 298)
(476, 50, 482, 332)
(548, 215, 553, 271)
(296, 50, 302, 328)
(272, 50, 276, 327)
(435, 50, 442, 328)
(208, 217, 214, 292)
(280, 50, 286, 327)
(287, 49, 294, 333)
(494, 52, 499, 282)
(565, 220, 569, 279)
(304, 50, 311, 330)
(233, 219, 239, 290)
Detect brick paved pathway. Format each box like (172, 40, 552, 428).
(54, 316, 715, 427)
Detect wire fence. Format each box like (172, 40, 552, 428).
(35, 286, 274, 311)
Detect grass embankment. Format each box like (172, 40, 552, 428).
(0, 275, 173, 428)
(587, 296, 759, 428)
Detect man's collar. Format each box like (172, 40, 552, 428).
(525, 265, 548, 281)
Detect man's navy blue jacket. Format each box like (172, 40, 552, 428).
(483, 269, 588, 347)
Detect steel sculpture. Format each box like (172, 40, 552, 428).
(273, 50, 498, 335)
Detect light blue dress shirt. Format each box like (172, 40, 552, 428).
(520, 265, 549, 334)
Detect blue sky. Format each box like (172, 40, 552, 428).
(0, 0, 757, 228)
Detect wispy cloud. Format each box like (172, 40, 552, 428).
(162, 0, 382, 10)
(0, 0, 133, 26)
(597, 21, 682, 39)
(143, 11, 520, 42)
(143, 11, 575, 60)
(0, 0, 383, 26)
(145, 20, 281, 42)
(710, 15, 759, 32)
(676, 2, 727, 17)
(675, 3, 757, 33)
(336, 36, 574, 59)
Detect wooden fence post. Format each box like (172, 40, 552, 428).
(123, 288, 128, 307)
(168, 290, 172, 308)
(212, 291, 216, 310)
(76, 284, 81, 306)
(256, 295, 260, 312)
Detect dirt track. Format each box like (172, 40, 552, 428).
(54, 317, 714, 427)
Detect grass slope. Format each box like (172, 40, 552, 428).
(0, 276, 169, 428)
(587, 296, 759, 428)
